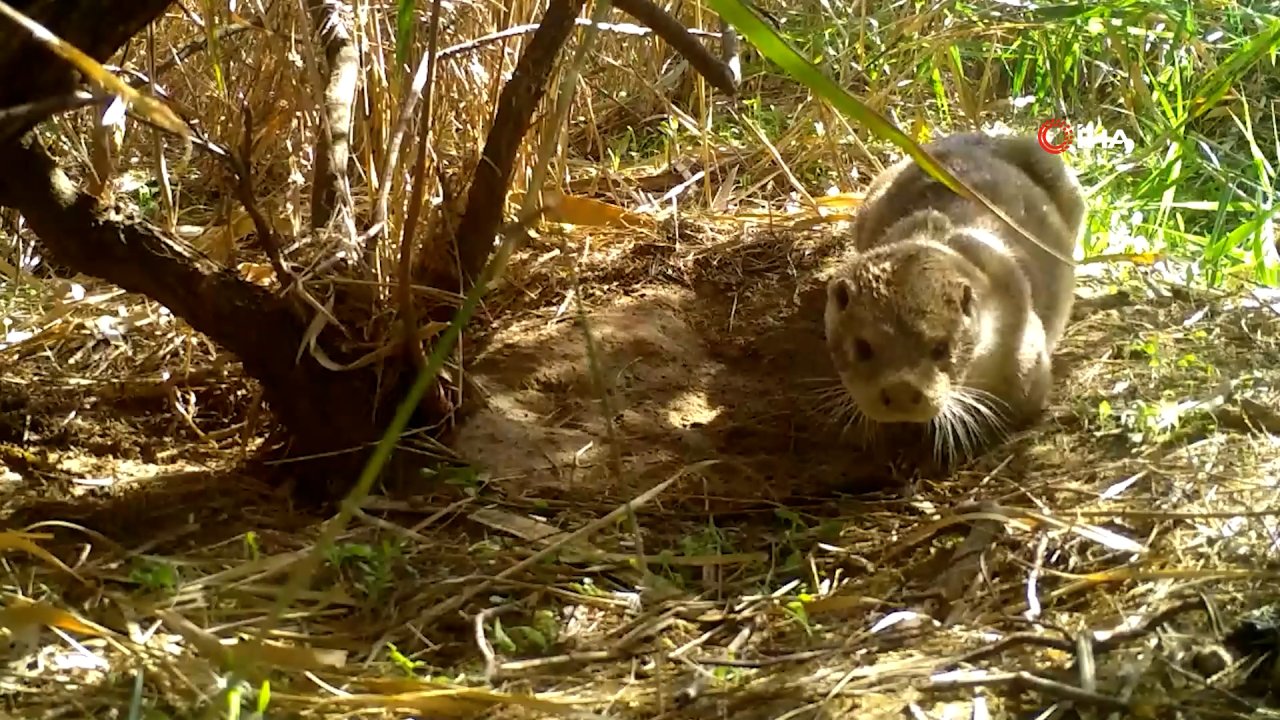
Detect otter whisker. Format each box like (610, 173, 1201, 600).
(933, 403, 970, 463)
(947, 403, 987, 450)
(949, 404, 978, 461)
(810, 385, 859, 416)
(863, 413, 880, 438)
(807, 380, 851, 394)
(849, 405, 868, 433)
(811, 387, 851, 401)
(809, 384, 860, 422)
(930, 415, 951, 463)
(843, 413, 860, 435)
(960, 405, 985, 456)
(934, 390, 1007, 463)
(949, 388, 992, 423)
(811, 387, 870, 437)
(936, 407, 957, 456)
(948, 398, 991, 453)
(960, 389, 1012, 437)
(847, 408, 879, 444)
(939, 387, 1015, 458)
(932, 403, 953, 462)
(812, 395, 847, 416)
(834, 405, 859, 429)
(837, 399, 862, 422)
(957, 387, 1013, 423)
(942, 407, 952, 456)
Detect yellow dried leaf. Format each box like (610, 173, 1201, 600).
(790, 212, 857, 230)
(237, 262, 277, 287)
(912, 116, 932, 145)
(155, 609, 232, 664)
(0, 0, 190, 155)
(1079, 251, 1165, 267)
(233, 639, 347, 670)
(543, 191, 650, 228)
(812, 192, 865, 209)
(193, 209, 256, 262)
(0, 531, 86, 583)
(0, 595, 114, 637)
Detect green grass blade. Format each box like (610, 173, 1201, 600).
(1187, 19, 1280, 124)
(395, 0, 415, 66)
(706, 0, 1076, 265)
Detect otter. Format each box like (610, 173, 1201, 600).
(824, 132, 1086, 461)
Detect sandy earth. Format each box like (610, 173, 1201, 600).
(454, 223, 993, 509)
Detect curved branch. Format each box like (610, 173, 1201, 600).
(452, 0, 739, 286)
(0, 134, 387, 474)
(0, 0, 175, 144)
(454, 0, 588, 285)
(612, 0, 737, 95)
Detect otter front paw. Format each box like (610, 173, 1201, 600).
(1018, 353, 1054, 424)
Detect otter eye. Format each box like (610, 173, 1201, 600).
(830, 278, 854, 312)
(960, 284, 974, 317)
(853, 338, 874, 362)
(931, 341, 950, 361)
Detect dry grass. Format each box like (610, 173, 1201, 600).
(3, 0, 1280, 718)
(7, 221, 1280, 718)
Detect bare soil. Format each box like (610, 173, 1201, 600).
(5, 219, 1280, 718)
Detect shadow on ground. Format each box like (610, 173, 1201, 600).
(7, 217, 1280, 718)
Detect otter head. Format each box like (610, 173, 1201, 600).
(824, 236, 981, 425)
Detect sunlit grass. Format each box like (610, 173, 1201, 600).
(619, 0, 1280, 289)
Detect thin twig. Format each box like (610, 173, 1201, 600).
(412, 461, 712, 626)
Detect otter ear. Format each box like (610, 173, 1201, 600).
(960, 282, 974, 317)
(828, 277, 854, 312)
(920, 209, 953, 236)
(886, 209, 953, 242)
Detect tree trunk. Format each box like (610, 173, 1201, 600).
(0, 0, 408, 502)
(0, 0, 723, 501)
(452, 0, 588, 286)
(308, 0, 359, 230)
(0, 134, 396, 500)
(0, 0, 173, 144)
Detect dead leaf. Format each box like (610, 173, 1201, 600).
(232, 638, 347, 670)
(311, 686, 598, 717)
(812, 192, 865, 210)
(1238, 397, 1280, 435)
(543, 191, 651, 229)
(804, 593, 883, 616)
(0, 0, 190, 157)
(0, 595, 116, 638)
(1023, 510, 1147, 554)
(237, 262, 277, 287)
(193, 209, 257, 263)
(156, 609, 347, 673)
(0, 531, 87, 583)
(155, 609, 232, 665)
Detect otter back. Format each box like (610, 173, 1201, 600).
(851, 133, 1084, 348)
(823, 132, 1086, 459)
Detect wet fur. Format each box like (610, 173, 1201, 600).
(825, 132, 1085, 461)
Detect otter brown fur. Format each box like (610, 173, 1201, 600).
(824, 132, 1085, 460)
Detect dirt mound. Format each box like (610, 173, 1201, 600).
(456, 225, 915, 508)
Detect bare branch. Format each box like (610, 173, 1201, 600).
(454, 0, 588, 286)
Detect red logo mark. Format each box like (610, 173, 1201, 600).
(1037, 118, 1074, 154)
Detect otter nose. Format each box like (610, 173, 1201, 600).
(879, 381, 924, 409)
